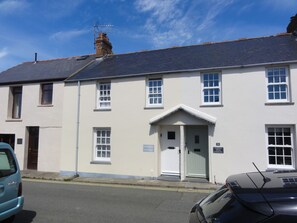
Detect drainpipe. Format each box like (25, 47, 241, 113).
(75, 81, 81, 177)
(180, 125, 185, 181)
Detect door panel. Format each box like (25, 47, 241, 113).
(186, 126, 209, 178)
(160, 126, 180, 176)
(27, 127, 39, 170)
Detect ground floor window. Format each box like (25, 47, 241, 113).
(94, 128, 111, 162)
(267, 126, 294, 168)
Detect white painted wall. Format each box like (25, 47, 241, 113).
(61, 64, 297, 183)
(0, 82, 64, 172)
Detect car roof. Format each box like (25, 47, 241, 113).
(0, 143, 13, 150)
(227, 171, 297, 191)
(226, 171, 297, 216)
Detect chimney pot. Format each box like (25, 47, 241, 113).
(34, 53, 38, 63)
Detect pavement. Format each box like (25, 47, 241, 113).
(21, 170, 220, 192)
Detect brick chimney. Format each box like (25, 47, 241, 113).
(287, 14, 297, 35)
(95, 32, 113, 57)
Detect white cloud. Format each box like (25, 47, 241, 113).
(0, 48, 8, 58)
(0, 0, 28, 14)
(50, 29, 90, 41)
(135, 0, 181, 23)
(134, 0, 234, 48)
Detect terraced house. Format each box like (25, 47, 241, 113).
(1, 30, 297, 183)
(0, 54, 95, 172)
(61, 33, 297, 184)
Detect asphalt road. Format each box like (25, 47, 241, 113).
(14, 180, 208, 223)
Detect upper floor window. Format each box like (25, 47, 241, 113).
(97, 82, 111, 109)
(41, 83, 53, 105)
(11, 86, 22, 119)
(202, 73, 221, 105)
(266, 67, 290, 103)
(94, 128, 111, 162)
(147, 78, 163, 107)
(267, 126, 294, 169)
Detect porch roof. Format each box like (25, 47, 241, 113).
(149, 104, 216, 125)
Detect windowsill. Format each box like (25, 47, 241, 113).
(93, 108, 112, 112)
(6, 119, 22, 122)
(200, 104, 223, 108)
(266, 167, 295, 172)
(144, 106, 164, 110)
(38, 104, 54, 107)
(90, 160, 111, 165)
(265, 102, 294, 106)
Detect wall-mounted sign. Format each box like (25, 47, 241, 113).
(17, 138, 23, 145)
(213, 147, 224, 154)
(143, 144, 154, 152)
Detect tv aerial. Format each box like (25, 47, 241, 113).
(93, 23, 113, 49)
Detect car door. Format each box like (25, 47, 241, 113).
(0, 148, 19, 214)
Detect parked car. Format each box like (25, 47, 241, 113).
(189, 170, 297, 223)
(0, 143, 24, 223)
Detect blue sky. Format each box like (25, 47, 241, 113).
(0, 0, 296, 72)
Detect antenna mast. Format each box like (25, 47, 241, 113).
(93, 23, 113, 49)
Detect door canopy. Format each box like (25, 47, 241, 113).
(149, 104, 216, 125)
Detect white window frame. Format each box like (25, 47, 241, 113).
(93, 128, 111, 162)
(97, 82, 111, 109)
(201, 72, 222, 105)
(146, 78, 163, 107)
(266, 67, 290, 103)
(266, 126, 295, 169)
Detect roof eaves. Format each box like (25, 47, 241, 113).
(0, 77, 66, 86)
(65, 59, 297, 83)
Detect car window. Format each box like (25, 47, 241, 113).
(199, 186, 232, 218)
(0, 149, 17, 178)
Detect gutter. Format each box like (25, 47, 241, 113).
(64, 59, 297, 83)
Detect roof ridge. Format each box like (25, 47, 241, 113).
(22, 54, 97, 64)
(111, 33, 291, 57)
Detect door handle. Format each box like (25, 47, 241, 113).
(167, 147, 175, 150)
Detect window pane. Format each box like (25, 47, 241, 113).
(285, 157, 292, 165)
(277, 156, 284, 165)
(269, 156, 276, 164)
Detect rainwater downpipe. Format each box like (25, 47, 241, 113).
(75, 81, 81, 177)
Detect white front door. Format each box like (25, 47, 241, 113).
(160, 126, 180, 176)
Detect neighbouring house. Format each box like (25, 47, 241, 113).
(0, 33, 112, 173)
(0, 54, 95, 172)
(60, 33, 297, 183)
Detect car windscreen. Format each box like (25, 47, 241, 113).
(0, 149, 17, 178)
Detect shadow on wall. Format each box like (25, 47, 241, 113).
(14, 210, 37, 223)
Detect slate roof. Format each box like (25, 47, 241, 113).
(67, 34, 297, 82)
(0, 55, 95, 85)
